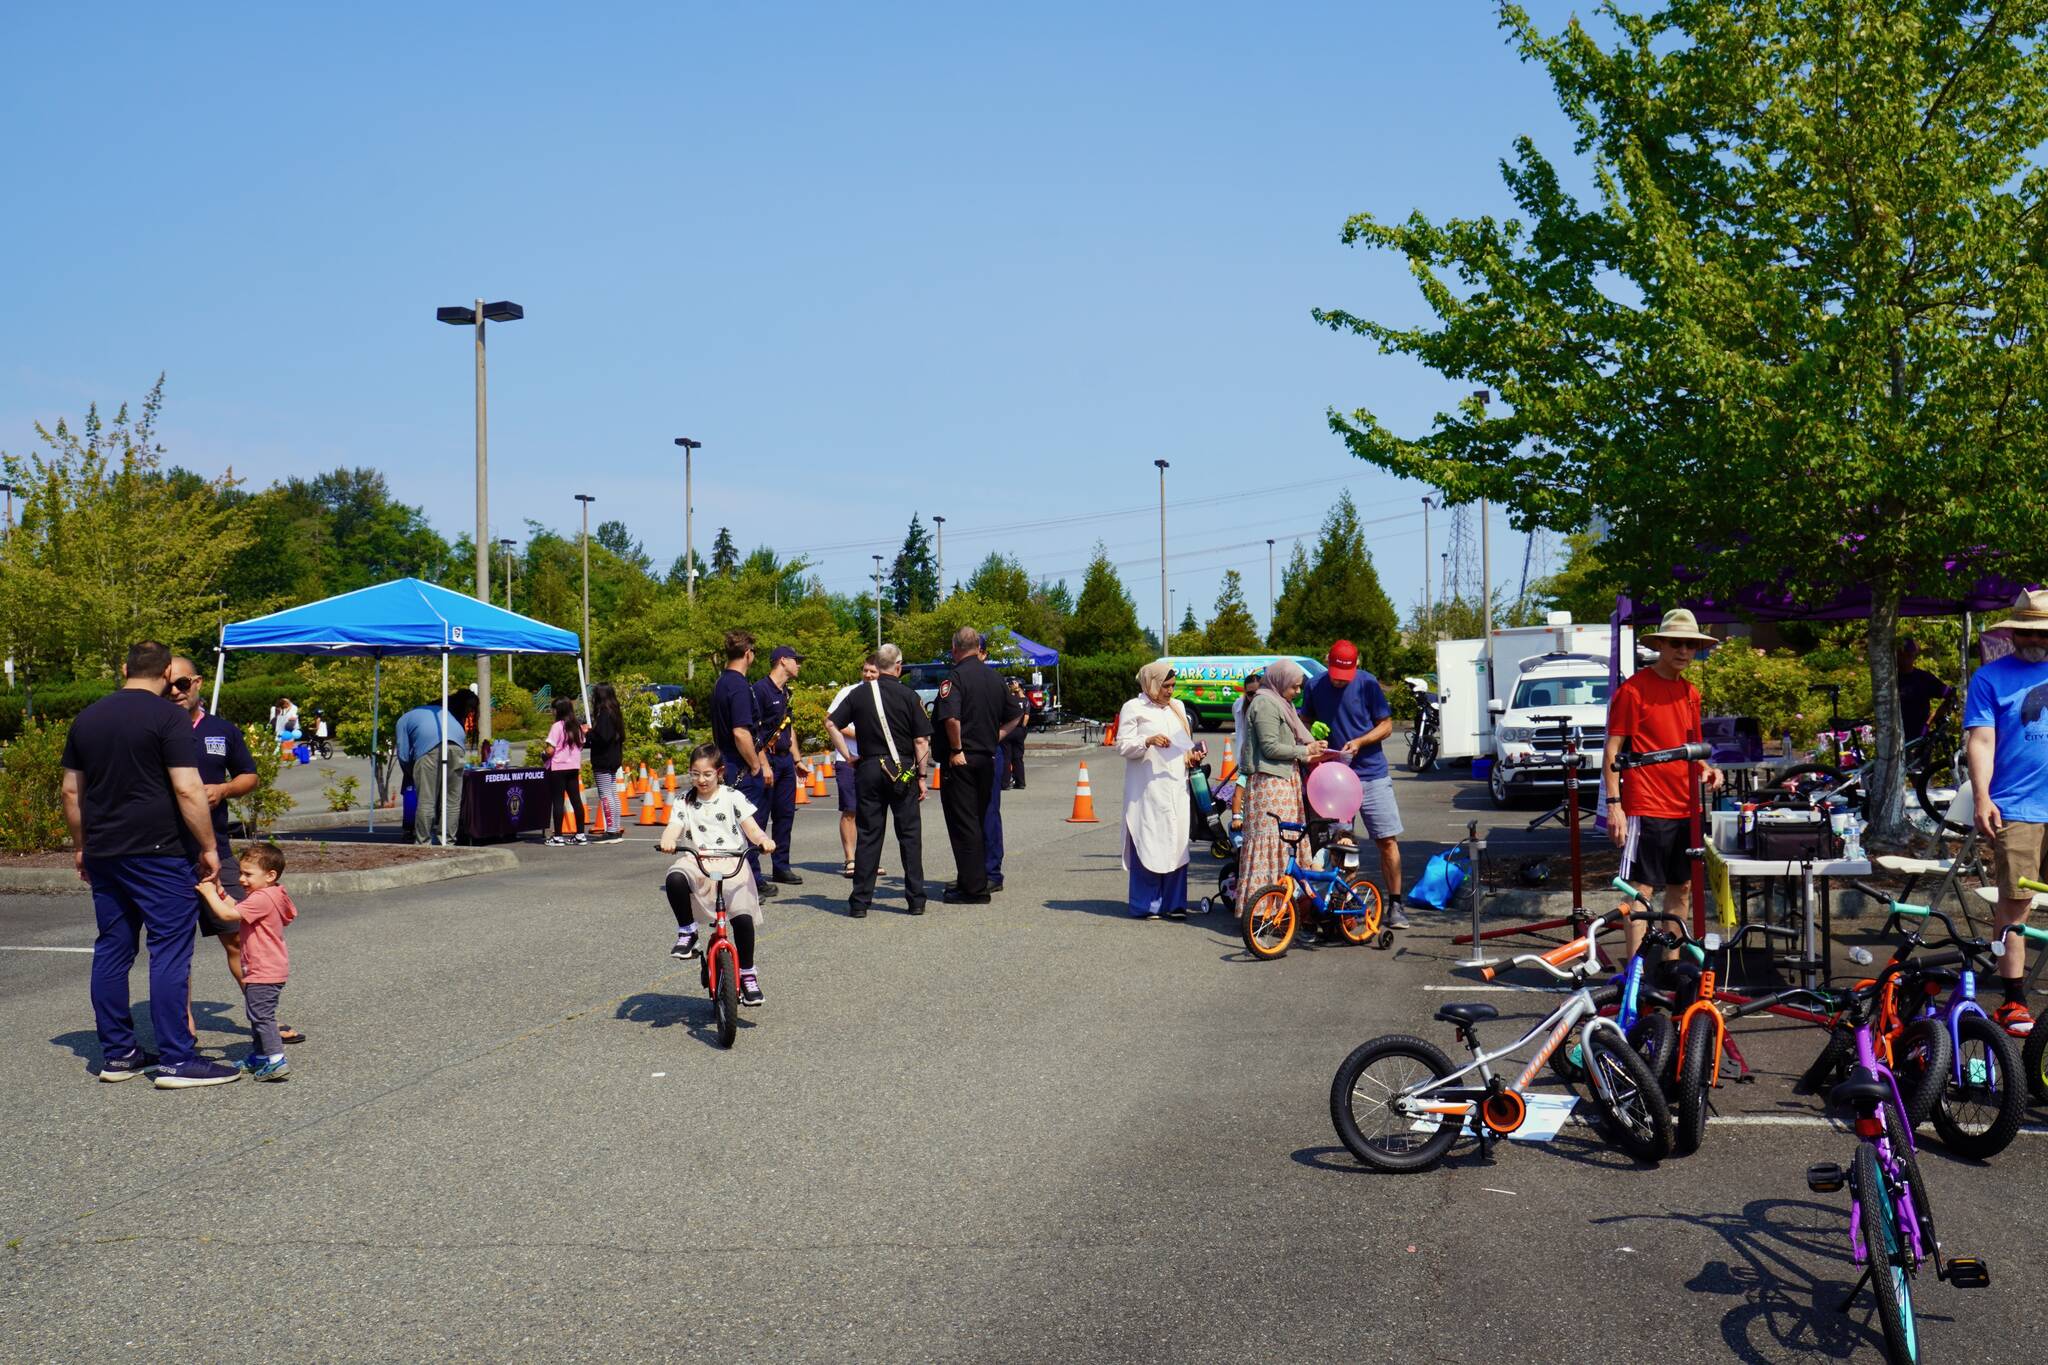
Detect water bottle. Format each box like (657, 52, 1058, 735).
(1842, 815, 1864, 863)
(1847, 944, 1875, 966)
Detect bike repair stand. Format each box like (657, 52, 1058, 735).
(1454, 820, 1497, 970)
(1453, 716, 1609, 964)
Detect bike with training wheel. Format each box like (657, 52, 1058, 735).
(1240, 814, 1389, 958)
(1329, 908, 1673, 1171)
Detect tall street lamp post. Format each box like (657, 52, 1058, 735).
(1154, 459, 1170, 651)
(871, 554, 884, 650)
(497, 538, 517, 685)
(1265, 538, 1275, 637)
(933, 515, 944, 602)
(673, 437, 702, 678)
(1472, 390, 1495, 722)
(575, 495, 595, 691)
(0, 481, 19, 536)
(1420, 496, 1435, 632)
(436, 297, 524, 744)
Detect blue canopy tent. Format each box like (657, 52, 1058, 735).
(986, 629, 1061, 711)
(214, 578, 584, 840)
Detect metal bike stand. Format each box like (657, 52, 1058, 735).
(1453, 717, 1598, 953)
(1456, 820, 1496, 969)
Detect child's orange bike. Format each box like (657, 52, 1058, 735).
(679, 849, 745, 1049)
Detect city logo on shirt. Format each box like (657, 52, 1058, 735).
(204, 736, 228, 757)
(2025, 683, 2048, 734)
(939, 680, 953, 699)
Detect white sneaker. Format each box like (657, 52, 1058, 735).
(574, 833, 589, 845)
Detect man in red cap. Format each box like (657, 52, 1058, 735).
(1302, 638, 1406, 927)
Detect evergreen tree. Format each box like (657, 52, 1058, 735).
(1265, 542, 1309, 650)
(710, 527, 739, 578)
(888, 514, 940, 614)
(1204, 570, 1262, 652)
(1063, 544, 1145, 656)
(664, 549, 708, 589)
(1169, 603, 1205, 654)
(594, 519, 651, 575)
(1267, 492, 1399, 673)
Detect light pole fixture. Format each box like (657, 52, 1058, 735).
(1265, 537, 1275, 638)
(0, 481, 19, 537)
(575, 494, 595, 686)
(674, 437, 702, 679)
(933, 515, 945, 603)
(1154, 459, 1170, 652)
(1471, 390, 1495, 717)
(871, 553, 885, 650)
(436, 297, 524, 744)
(1419, 496, 1436, 632)
(497, 537, 517, 685)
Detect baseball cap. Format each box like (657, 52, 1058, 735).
(768, 646, 805, 664)
(1325, 640, 1359, 683)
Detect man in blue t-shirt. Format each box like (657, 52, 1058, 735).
(709, 628, 772, 894)
(1965, 592, 2048, 1037)
(1302, 638, 1406, 928)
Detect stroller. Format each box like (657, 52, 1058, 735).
(1188, 764, 1240, 915)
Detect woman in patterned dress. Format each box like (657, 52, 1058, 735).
(1237, 659, 1326, 914)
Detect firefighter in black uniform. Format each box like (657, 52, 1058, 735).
(933, 625, 1006, 903)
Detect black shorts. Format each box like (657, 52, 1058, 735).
(197, 850, 245, 937)
(1620, 815, 1693, 889)
(836, 764, 858, 814)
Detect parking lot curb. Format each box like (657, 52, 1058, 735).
(0, 848, 518, 897)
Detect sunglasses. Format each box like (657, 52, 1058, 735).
(168, 676, 201, 692)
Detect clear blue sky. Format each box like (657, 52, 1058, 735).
(1, 2, 1591, 639)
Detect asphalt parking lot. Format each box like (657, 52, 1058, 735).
(4, 740, 2046, 1363)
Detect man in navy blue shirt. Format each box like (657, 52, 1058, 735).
(753, 645, 806, 884)
(1302, 638, 1407, 928)
(710, 629, 773, 894)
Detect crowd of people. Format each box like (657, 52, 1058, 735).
(55, 588, 2048, 1086)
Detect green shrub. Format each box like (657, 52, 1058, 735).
(322, 773, 361, 812)
(234, 722, 295, 835)
(1059, 651, 1157, 721)
(0, 720, 70, 853)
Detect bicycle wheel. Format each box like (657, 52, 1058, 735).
(1672, 1021, 1716, 1155)
(1327, 875, 1384, 946)
(710, 942, 739, 1049)
(1550, 983, 1620, 1085)
(1852, 1143, 1920, 1365)
(1930, 1013, 2025, 1160)
(1329, 1034, 1462, 1172)
(2025, 1023, 2048, 1103)
(1241, 883, 1297, 959)
(1890, 1019, 1953, 1127)
(1911, 765, 1970, 835)
(1627, 1009, 1677, 1090)
(1795, 1020, 1856, 1095)
(1776, 762, 1853, 807)
(1213, 859, 1238, 916)
(1581, 1026, 1674, 1162)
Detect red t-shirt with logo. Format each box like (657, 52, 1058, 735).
(1607, 668, 1703, 819)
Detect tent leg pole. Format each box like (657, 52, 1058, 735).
(369, 658, 381, 834)
(578, 654, 591, 734)
(440, 651, 449, 847)
(210, 648, 225, 714)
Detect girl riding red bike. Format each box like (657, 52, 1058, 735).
(659, 743, 777, 1007)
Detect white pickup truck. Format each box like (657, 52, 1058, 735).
(1483, 652, 1611, 808)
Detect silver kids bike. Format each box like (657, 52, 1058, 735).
(1330, 908, 1674, 1171)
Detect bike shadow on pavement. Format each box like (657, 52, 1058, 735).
(615, 991, 750, 1048)
(1291, 1120, 1694, 1178)
(1592, 1199, 1931, 1363)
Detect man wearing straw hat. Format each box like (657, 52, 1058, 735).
(1603, 608, 1724, 958)
(1965, 589, 2048, 1037)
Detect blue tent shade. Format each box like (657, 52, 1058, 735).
(1005, 630, 1059, 666)
(221, 577, 582, 656)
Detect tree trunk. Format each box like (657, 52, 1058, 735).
(1865, 593, 1909, 849)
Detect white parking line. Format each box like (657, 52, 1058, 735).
(1707, 1113, 2048, 1136)
(1420, 983, 1572, 994)
(0, 945, 92, 954)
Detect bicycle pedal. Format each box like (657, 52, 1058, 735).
(1804, 1162, 1847, 1193)
(1942, 1257, 1990, 1289)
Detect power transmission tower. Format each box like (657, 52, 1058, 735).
(1442, 505, 1477, 606)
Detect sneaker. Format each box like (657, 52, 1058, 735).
(757, 881, 780, 899)
(1163, 907, 1188, 921)
(671, 930, 700, 961)
(1389, 906, 1412, 930)
(1993, 1000, 2035, 1037)
(739, 972, 764, 1007)
(574, 833, 590, 845)
(96, 1051, 159, 1083)
(152, 1059, 242, 1089)
(545, 835, 568, 847)
(248, 1056, 291, 1082)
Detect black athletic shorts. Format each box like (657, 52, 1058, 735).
(1619, 815, 1693, 889)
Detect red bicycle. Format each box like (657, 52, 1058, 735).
(679, 848, 745, 1049)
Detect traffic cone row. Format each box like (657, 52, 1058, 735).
(1065, 761, 1098, 823)
(638, 786, 660, 825)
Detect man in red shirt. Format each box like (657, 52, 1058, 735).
(1603, 609, 1724, 955)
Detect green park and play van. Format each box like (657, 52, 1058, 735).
(1162, 654, 1326, 730)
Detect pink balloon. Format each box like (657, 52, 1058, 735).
(1305, 760, 1363, 823)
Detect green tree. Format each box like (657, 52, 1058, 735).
(665, 549, 707, 589)
(594, 519, 652, 576)
(1266, 492, 1400, 673)
(1204, 570, 1263, 652)
(0, 379, 253, 678)
(889, 514, 940, 615)
(1169, 603, 1205, 654)
(1064, 544, 1146, 656)
(1527, 531, 1623, 629)
(710, 527, 739, 578)
(963, 553, 1064, 647)
(1314, 2, 2048, 841)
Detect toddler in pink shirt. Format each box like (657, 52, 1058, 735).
(198, 841, 298, 1081)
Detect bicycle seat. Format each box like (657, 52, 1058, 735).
(1434, 1002, 1500, 1027)
(1830, 1066, 1891, 1111)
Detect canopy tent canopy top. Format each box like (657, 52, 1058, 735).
(1003, 630, 1060, 667)
(221, 577, 581, 657)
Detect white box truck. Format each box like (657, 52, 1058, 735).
(1430, 614, 1636, 783)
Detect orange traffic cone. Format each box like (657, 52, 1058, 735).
(638, 763, 652, 796)
(1219, 737, 1236, 782)
(1065, 761, 1099, 823)
(559, 801, 579, 836)
(1102, 716, 1118, 747)
(663, 759, 677, 793)
(930, 761, 941, 790)
(809, 765, 826, 798)
(819, 757, 835, 779)
(793, 774, 810, 806)
(638, 787, 660, 825)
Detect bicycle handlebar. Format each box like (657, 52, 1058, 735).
(1481, 915, 1615, 982)
(673, 847, 747, 882)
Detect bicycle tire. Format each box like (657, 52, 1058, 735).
(1328, 875, 1384, 945)
(1776, 762, 1856, 808)
(1627, 1009, 1677, 1090)
(1852, 1143, 1921, 1365)
(1582, 1026, 1674, 1162)
(1329, 1034, 1462, 1172)
(1910, 765, 1970, 835)
(2025, 1022, 2048, 1104)
(1550, 983, 1620, 1085)
(1213, 859, 1238, 916)
(710, 943, 739, 1049)
(1890, 1019, 1953, 1127)
(1241, 883, 1297, 959)
(1930, 1012, 2025, 1160)
(1672, 1021, 1715, 1155)
(1795, 1021, 1856, 1095)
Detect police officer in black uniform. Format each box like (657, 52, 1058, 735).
(933, 625, 1006, 903)
(752, 646, 805, 884)
(827, 645, 931, 916)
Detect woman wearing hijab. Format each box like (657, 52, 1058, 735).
(1237, 659, 1327, 913)
(1114, 661, 1206, 919)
